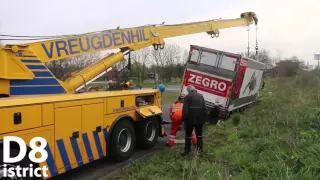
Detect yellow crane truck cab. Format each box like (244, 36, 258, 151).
(0, 89, 163, 178)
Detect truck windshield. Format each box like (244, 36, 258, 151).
(189, 48, 237, 72)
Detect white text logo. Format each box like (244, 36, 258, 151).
(188, 73, 227, 92)
(1, 136, 49, 178)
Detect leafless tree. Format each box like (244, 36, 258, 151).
(68, 53, 101, 71)
(269, 49, 283, 67)
(150, 47, 163, 83)
(182, 50, 189, 64)
(131, 47, 151, 80)
(46, 52, 101, 79)
(241, 49, 272, 66)
(165, 44, 181, 66)
(150, 44, 182, 83)
(274, 56, 306, 77)
(115, 56, 128, 71)
(151, 48, 164, 68)
(276, 50, 283, 60)
(257, 49, 271, 64)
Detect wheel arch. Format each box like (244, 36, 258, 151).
(107, 114, 137, 161)
(107, 114, 162, 137)
(108, 114, 135, 142)
(139, 115, 163, 137)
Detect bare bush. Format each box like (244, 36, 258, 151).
(46, 52, 101, 79)
(242, 49, 272, 66)
(274, 56, 306, 77)
(151, 44, 182, 83)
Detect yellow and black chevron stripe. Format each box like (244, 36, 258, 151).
(44, 127, 109, 178)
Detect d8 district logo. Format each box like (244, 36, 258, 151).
(1, 136, 49, 178)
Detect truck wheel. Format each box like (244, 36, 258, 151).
(0, 148, 39, 180)
(109, 120, 136, 162)
(210, 118, 219, 125)
(136, 117, 159, 149)
(226, 112, 232, 120)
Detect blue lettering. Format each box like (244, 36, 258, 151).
(130, 30, 140, 43)
(139, 30, 143, 42)
(91, 35, 103, 50)
(137, 30, 141, 42)
(140, 30, 144, 41)
(41, 42, 54, 58)
(142, 29, 150, 41)
(67, 38, 80, 54)
(112, 32, 122, 46)
(55, 41, 69, 57)
(79, 37, 90, 52)
(102, 34, 112, 48)
(121, 31, 131, 44)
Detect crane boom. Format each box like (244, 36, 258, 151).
(23, 12, 257, 62)
(0, 12, 258, 96)
(153, 13, 257, 39)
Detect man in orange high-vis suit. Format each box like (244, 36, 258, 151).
(167, 97, 197, 147)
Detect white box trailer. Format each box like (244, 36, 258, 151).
(179, 45, 265, 120)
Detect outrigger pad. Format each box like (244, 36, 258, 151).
(136, 105, 162, 118)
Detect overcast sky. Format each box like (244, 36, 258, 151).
(1, 0, 319, 65)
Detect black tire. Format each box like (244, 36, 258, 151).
(109, 120, 136, 162)
(210, 117, 219, 125)
(239, 107, 247, 113)
(0, 148, 39, 180)
(225, 111, 232, 120)
(136, 117, 159, 149)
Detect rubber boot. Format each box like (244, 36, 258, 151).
(196, 137, 203, 153)
(167, 135, 175, 147)
(181, 137, 191, 156)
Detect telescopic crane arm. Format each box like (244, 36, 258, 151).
(0, 12, 258, 96)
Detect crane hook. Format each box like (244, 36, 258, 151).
(210, 32, 220, 38)
(153, 44, 165, 50)
(153, 44, 159, 50)
(127, 51, 131, 74)
(255, 25, 259, 56)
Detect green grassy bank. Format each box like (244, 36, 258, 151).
(109, 74, 320, 180)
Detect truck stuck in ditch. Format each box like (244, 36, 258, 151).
(180, 45, 265, 121)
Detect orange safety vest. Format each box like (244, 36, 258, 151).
(170, 103, 183, 122)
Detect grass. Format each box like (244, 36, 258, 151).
(87, 79, 182, 89)
(140, 79, 182, 87)
(107, 72, 320, 180)
(85, 83, 180, 105)
(87, 83, 108, 90)
(161, 91, 180, 105)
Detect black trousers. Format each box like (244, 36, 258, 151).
(209, 106, 220, 124)
(184, 124, 204, 153)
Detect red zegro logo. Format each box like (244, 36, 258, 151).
(188, 74, 227, 91)
(184, 69, 231, 97)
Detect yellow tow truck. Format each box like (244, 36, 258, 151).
(0, 12, 258, 179)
